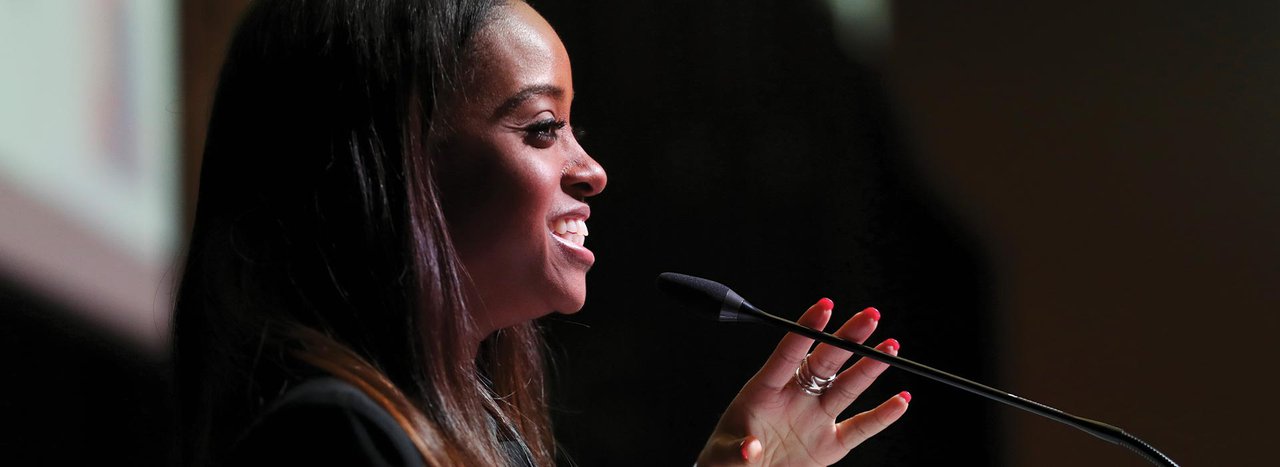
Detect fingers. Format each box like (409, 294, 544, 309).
(804, 306, 880, 382)
(754, 298, 833, 390)
(834, 392, 911, 450)
(821, 338, 898, 415)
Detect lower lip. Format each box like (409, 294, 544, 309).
(551, 232, 595, 266)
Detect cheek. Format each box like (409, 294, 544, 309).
(442, 141, 536, 228)
(488, 155, 555, 233)
(447, 143, 558, 265)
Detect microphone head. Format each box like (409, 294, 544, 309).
(655, 272, 761, 323)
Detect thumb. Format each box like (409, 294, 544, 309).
(698, 435, 763, 466)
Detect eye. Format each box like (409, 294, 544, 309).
(523, 118, 567, 149)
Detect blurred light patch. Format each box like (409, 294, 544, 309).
(824, 0, 892, 62)
(0, 0, 177, 351)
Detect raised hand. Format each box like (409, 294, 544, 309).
(697, 298, 909, 466)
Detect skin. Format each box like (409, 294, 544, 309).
(439, 3, 909, 465)
(437, 1, 606, 342)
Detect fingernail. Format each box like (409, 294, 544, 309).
(883, 338, 900, 353)
(862, 307, 880, 321)
(741, 436, 762, 462)
(898, 391, 912, 403)
(817, 298, 834, 311)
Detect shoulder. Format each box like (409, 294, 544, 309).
(227, 377, 424, 467)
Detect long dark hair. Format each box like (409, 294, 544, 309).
(172, 0, 553, 465)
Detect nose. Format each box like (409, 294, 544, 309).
(562, 152, 607, 199)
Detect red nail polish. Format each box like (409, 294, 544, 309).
(898, 391, 912, 403)
(818, 298, 834, 310)
(884, 338, 900, 352)
(863, 307, 880, 321)
(740, 436, 760, 461)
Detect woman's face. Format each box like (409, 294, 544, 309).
(438, 2, 606, 337)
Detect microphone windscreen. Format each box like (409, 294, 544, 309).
(656, 272, 732, 319)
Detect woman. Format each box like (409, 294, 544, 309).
(173, 0, 909, 465)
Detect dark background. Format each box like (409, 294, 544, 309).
(3, 1, 1277, 466)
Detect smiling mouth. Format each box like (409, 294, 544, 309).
(550, 217, 589, 247)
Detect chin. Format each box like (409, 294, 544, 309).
(554, 295, 587, 314)
(554, 306, 584, 316)
(550, 281, 589, 314)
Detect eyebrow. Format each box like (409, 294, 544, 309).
(492, 84, 565, 119)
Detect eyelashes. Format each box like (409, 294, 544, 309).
(523, 119, 585, 149)
(524, 119, 565, 148)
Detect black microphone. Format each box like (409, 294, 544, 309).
(656, 272, 1179, 467)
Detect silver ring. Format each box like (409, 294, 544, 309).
(793, 355, 836, 396)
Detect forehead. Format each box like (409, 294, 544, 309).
(459, 3, 572, 113)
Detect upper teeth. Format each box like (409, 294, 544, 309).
(552, 218, 589, 247)
(553, 218, 588, 237)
